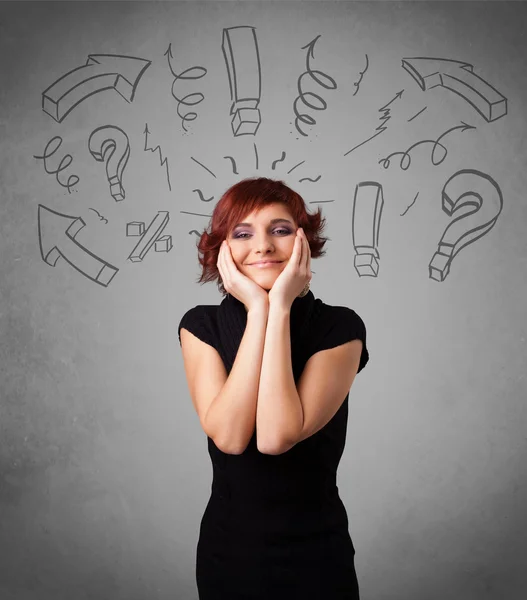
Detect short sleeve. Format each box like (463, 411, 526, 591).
(311, 307, 369, 373)
(178, 306, 217, 350)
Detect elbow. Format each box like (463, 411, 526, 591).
(257, 435, 294, 455)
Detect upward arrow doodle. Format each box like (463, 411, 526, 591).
(42, 54, 151, 122)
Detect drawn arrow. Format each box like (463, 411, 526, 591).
(42, 54, 151, 122)
(402, 57, 507, 122)
(38, 204, 118, 286)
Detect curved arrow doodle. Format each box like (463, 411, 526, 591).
(42, 54, 151, 122)
(38, 204, 118, 286)
(402, 57, 508, 122)
(429, 169, 503, 281)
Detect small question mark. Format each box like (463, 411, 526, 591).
(429, 168, 503, 282)
(88, 125, 130, 201)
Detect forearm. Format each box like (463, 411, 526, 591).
(205, 305, 269, 455)
(256, 303, 303, 454)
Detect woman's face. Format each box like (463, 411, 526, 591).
(226, 203, 299, 291)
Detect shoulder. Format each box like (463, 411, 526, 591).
(310, 299, 369, 372)
(178, 305, 219, 347)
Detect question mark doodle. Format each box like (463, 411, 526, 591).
(429, 169, 503, 282)
(88, 125, 130, 201)
(352, 182, 384, 277)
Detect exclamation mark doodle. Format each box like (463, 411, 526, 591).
(352, 182, 384, 277)
(222, 26, 262, 136)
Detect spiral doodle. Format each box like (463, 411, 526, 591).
(292, 35, 337, 137)
(164, 43, 207, 133)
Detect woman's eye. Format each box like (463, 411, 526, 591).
(234, 228, 291, 239)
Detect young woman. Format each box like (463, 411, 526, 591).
(178, 177, 369, 599)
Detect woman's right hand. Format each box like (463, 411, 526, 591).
(217, 240, 269, 313)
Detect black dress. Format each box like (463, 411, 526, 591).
(178, 290, 369, 599)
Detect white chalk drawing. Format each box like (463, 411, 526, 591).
(88, 125, 130, 202)
(352, 54, 369, 97)
(352, 182, 384, 278)
(143, 123, 172, 191)
(222, 26, 262, 136)
(379, 121, 476, 170)
(33, 136, 80, 193)
(292, 34, 337, 137)
(429, 169, 503, 281)
(343, 90, 404, 157)
(127, 211, 171, 262)
(42, 54, 151, 123)
(88, 208, 108, 224)
(38, 204, 119, 286)
(164, 43, 207, 133)
(402, 57, 508, 122)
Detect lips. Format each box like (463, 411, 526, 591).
(250, 261, 282, 265)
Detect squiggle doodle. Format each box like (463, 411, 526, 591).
(271, 152, 286, 170)
(192, 189, 215, 202)
(223, 156, 239, 174)
(33, 136, 79, 193)
(254, 143, 259, 169)
(344, 90, 404, 157)
(352, 54, 369, 97)
(143, 123, 172, 191)
(408, 106, 427, 122)
(293, 35, 337, 137)
(164, 43, 207, 132)
(88, 208, 108, 224)
(298, 175, 322, 183)
(379, 121, 476, 170)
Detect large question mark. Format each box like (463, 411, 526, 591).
(88, 125, 130, 201)
(429, 169, 503, 281)
(352, 181, 384, 277)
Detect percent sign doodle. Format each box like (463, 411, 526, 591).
(222, 26, 262, 136)
(88, 125, 130, 201)
(127, 211, 172, 262)
(429, 169, 503, 282)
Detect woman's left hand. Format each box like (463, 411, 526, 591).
(268, 227, 312, 310)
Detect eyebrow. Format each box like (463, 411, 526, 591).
(233, 218, 294, 228)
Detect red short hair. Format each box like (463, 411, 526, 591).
(195, 177, 329, 295)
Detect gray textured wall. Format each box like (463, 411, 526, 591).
(1, 1, 526, 599)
